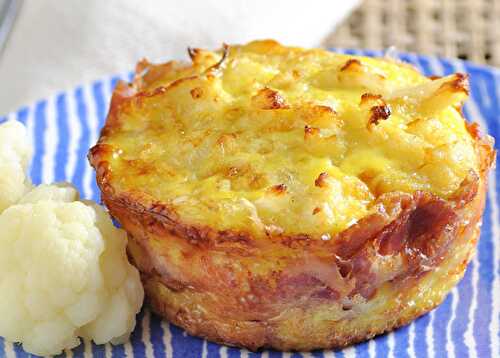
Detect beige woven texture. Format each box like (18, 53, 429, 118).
(324, 0, 500, 67)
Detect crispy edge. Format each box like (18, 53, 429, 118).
(120, 179, 484, 351)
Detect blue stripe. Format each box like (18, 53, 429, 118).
(72, 340, 85, 358)
(362, 49, 377, 57)
(206, 341, 221, 358)
(415, 54, 433, 76)
(491, 73, 500, 140)
(30, 100, 47, 185)
(111, 343, 125, 358)
(16, 107, 29, 126)
(91, 342, 105, 358)
(247, 352, 262, 358)
(110, 76, 121, 93)
(452, 266, 474, 357)
(227, 347, 241, 358)
(13, 342, 29, 358)
(72, 87, 91, 196)
(433, 294, 454, 358)
(393, 325, 410, 358)
(130, 309, 146, 358)
(54, 93, 70, 182)
(413, 314, 431, 358)
(374, 330, 390, 357)
(91, 81, 107, 202)
(354, 339, 370, 357)
(247, 352, 263, 358)
(342, 49, 357, 56)
(397, 52, 414, 65)
(268, 351, 282, 358)
(466, 65, 500, 146)
(0, 337, 4, 358)
(149, 312, 166, 358)
(0, 116, 6, 124)
(92, 81, 108, 128)
(311, 350, 324, 358)
(436, 58, 456, 76)
(170, 324, 203, 358)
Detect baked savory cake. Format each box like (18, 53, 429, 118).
(89, 40, 495, 351)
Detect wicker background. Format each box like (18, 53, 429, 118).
(323, 0, 500, 67)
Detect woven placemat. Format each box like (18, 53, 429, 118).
(323, 0, 500, 67)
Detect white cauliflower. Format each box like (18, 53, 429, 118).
(0, 123, 144, 356)
(0, 121, 32, 213)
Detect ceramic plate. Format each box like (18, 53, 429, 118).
(0, 50, 499, 358)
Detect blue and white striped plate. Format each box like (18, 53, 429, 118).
(0, 51, 499, 358)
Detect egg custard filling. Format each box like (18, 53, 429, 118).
(98, 41, 477, 239)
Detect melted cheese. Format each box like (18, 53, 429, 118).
(101, 40, 477, 238)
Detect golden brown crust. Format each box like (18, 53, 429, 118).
(340, 59, 363, 72)
(367, 104, 391, 129)
(251, 88, 289, 110)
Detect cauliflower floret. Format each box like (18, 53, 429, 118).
(19, 183, 78, 204)
(0, 121, 32, 213)
(0, 184, 144, 356)
(0, 121, 144, 355)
